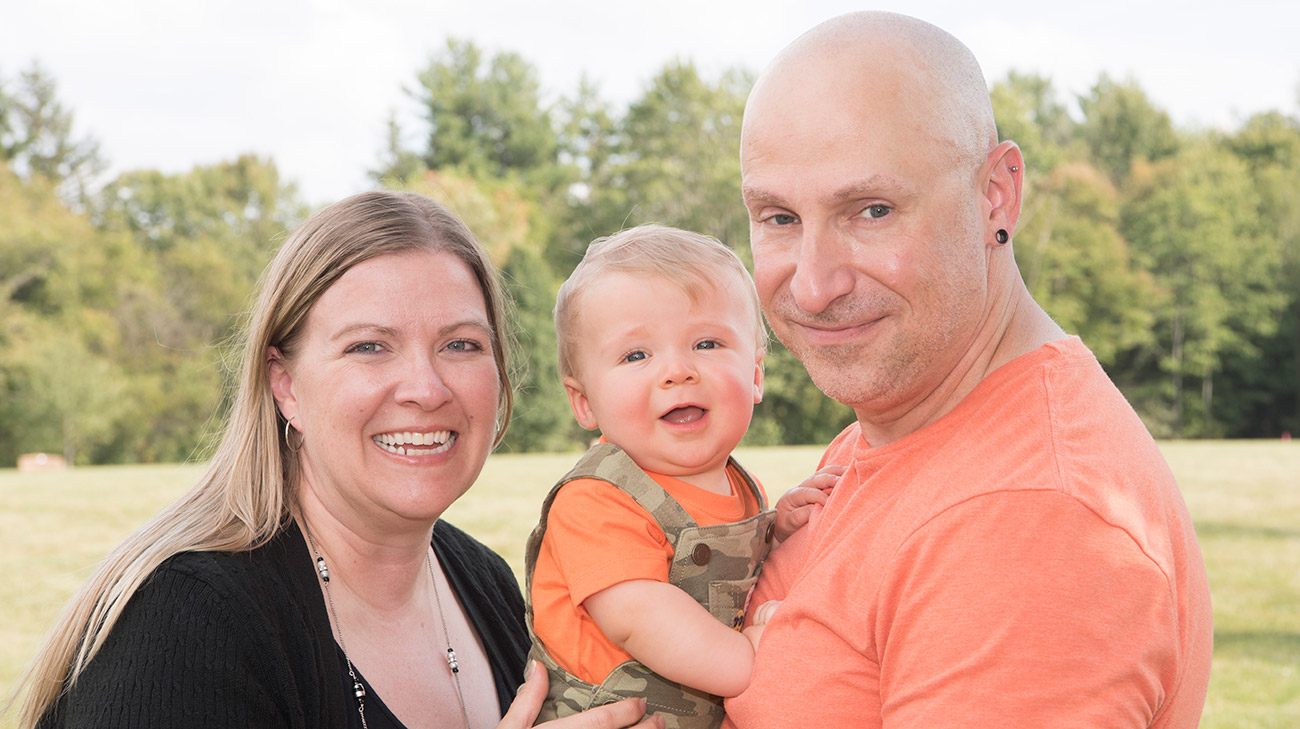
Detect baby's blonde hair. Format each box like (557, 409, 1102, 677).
(555, 224, 766, 380)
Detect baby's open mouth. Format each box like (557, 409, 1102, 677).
(661, 406, 706, 425)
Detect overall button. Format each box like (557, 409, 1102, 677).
(692, 543, 712, 566)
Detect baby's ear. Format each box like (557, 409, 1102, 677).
(753, 350, 765, 404)
(564, 376, 599, 430)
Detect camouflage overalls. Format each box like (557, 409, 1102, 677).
(524, 443, 777, 729)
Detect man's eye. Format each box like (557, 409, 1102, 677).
(772, 213, 798, 225)
(862, 205, 891, 219)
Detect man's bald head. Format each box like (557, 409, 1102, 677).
(744, 11, 997, 171)
(739, 11, 1032, 429)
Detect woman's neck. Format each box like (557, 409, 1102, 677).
(295, 490, 436, 614)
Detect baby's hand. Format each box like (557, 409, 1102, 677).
(741, 600, 782, 651)
(773, 465, 845, 543)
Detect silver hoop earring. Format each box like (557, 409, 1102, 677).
(284, 419, 304, 453)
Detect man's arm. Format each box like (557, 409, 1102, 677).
(879, 490, 1179, 727)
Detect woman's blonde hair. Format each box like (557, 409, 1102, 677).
(554, 224, 767, 380)
(9, 190, 514, 726)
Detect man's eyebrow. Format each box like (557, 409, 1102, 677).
(742, 175, 916, 208)
(829, 175, 916, 201)
(741, 183, 786, 208)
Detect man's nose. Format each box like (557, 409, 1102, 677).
(788, 223, 855, 314)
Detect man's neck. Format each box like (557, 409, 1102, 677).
(854, 284, 1066, 447)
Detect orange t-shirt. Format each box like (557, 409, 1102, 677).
(724, 337, 1212, 728)
(531, 462, 763, 683)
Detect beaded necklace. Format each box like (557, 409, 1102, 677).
(303, 522, 471, 729)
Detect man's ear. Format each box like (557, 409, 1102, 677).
(267, 346, 297, 423)
(563, 376, 599, 431)
(983, 140, 1024, 242)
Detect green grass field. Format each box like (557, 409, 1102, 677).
(2, 442, 1297, 727)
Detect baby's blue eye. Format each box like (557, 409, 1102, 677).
(623, 351, 647, 363)
(695, 340, 720, 350)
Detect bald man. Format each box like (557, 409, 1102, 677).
(726, 12, 1211, 728)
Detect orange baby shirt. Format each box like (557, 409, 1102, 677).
(531, 462, 763, 683)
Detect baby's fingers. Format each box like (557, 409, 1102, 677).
(802, 464, 846, 492)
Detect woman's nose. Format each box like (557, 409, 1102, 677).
(396, 358, 453, 409)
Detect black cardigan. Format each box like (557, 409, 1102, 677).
(41, 520, 529, 728)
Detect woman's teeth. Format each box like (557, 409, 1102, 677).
(372, 431, 456, 456)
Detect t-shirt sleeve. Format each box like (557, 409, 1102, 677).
(46, 561, 294, 728)
(876, 490, 1179, 727)
(543, 478, 673, 606)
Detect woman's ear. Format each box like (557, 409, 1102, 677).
(563, 376, 599, 431)
(267, 346, 297, 422)
(983, 140, 1024, 240)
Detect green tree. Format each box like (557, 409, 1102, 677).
(408, 39, 560, 187)
(1121, 140, 1283, 437)
(575, 62, 752, 251)
(0, 164, 135, 464)
(1014, 162, 1158, 369)
(989, 71, 1079, 173)
(1219, 111, 1300, 435)
(546, 76, 621, 266)
(88, 156, 304, 461)
(0, 62, 103, 205)
(94, 155, 302, 346)
(1078, 75, 1179, 185)
(372, 111, 425, 188)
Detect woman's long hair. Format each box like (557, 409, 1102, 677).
(9, 190, 514, 726)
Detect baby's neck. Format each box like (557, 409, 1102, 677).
(672, 465, 732, 496)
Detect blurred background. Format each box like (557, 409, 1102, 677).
(2, 0, 1299, 466)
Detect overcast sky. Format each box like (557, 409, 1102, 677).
(3, 0, 1297, 205)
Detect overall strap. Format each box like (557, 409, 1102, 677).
(524, 443, 696, 606)
(724, 454, 768, 511)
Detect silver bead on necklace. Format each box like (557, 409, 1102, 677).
(303, 521, 471, 729)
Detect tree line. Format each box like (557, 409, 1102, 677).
(2, 42, 1297, 466)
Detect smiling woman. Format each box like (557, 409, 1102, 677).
(268, 250, 503, 531)
(8, 191, 658, 729)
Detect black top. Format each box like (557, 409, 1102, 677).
(41, 520, 529, 729)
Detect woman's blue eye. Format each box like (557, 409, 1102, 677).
(346, 342, 382, 354)
(447, 339, 483, 353)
